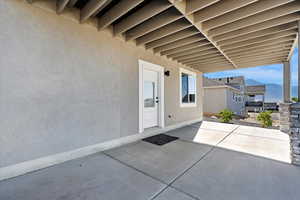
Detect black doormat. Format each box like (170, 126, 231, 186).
(142, 134, 179, 146)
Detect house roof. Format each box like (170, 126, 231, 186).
(203, 77, 225, 87)
(211, 76, 245, 86)
(203, 77, 241, 92)
(246, 85, 266, 95)
(28, 0, 299, 73)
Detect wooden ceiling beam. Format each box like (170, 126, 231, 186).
(194, 0, 258, 23)
(170, 0, 238, 68)
(186, 0, 219, 14)
(145, 27, 199, 49)
(208, 1, 300, 36)
(153, 34, 206, 53)
(227, 43, 293, 57)
(135, 19, 192, 45)
(160, 40, 211, 55)
(193, 65, 233, 73)
(56, 0, 70, 14)
(125, 8, 183, 41)
(98, 0, 144, 30)
(166, 44, 215, 58)
(68, 0, 78, 7)
(221, 29, 297, 50)
(181, 52, 223, 63)
(237, 61, 284, 69)
(193, 63, 232, 69)
(204, 0, 295, 30)
(224, 37, 295, 54)
(217, 22, 297, 46)
(175, 49, 219, 60)
(180, 55, 224, 66)
(177, 50, 220, 62)
(187, 61, 230, 67)
(184, 54, 226, 63)
(81, 0, 111, 23)
(213, 13, 300, 40)
(236, 56, 287, 63)
(183, 57, 229, 66)
(195, 60, 283, 72)
(232, 50, 290, 61)
(235, 58, 286, 66)
(114, 0, 172, 35)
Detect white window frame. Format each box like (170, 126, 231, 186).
(179, 68, 197, 108)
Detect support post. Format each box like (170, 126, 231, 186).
(279, 21, 300, 166)
(298, 20, 300, 100)
(283, 61, 291, 103)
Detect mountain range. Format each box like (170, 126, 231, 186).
(245, 79, 298, 102)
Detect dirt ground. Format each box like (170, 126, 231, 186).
(240, 112, 280, 127)
(204, 112, 280, 129)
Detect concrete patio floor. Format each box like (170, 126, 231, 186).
(1, 121, 300, 200)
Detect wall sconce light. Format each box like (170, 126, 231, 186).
(164, 70, 170, 76)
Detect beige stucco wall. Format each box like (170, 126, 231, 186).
(0, 0, 203, 168)
(203, 87, 227, 114)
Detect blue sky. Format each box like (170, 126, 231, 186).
(205, 48, 298, 86)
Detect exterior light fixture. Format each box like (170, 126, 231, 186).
(164, 70, 170, 76)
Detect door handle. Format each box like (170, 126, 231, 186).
(156, 100, 159, 103)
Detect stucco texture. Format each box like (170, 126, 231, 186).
(204, 87, 245, 116)
(203, 88, 227, 114)
(0, 0, 203, 167)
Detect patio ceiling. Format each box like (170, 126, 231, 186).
(29, 0, 299, 72)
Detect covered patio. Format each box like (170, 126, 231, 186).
(1, 121, 298, 200)
(1, 1, 300, 199)
(22, 0, 300, 161)
(13, 0, 299, 166)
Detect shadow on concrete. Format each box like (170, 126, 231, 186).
(0, 121, 297, 200)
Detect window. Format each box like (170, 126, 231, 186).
(144, 81, 155, 108)
(180, 68, 197, 107)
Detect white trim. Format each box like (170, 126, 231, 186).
(139, 60, 165, 133)
(179, 68, 197, 108)
(287, 34, 298, 61)
(0, 118, 202, 182)
(203, 85, 241, 92)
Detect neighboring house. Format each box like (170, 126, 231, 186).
(245, 85, 266, 112)
(204, 77, 268, 115)
(203, 77, 246, 116)
(211, 76, 246, 93)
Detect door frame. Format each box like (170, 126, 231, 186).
(139, 60, 165, 133)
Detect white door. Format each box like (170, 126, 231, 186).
(143, 69, 159, 128)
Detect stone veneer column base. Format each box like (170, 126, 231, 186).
(280, 102, 300, 165)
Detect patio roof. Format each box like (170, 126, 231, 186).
(28, 0, 299, 72)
